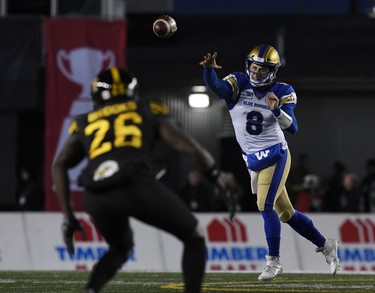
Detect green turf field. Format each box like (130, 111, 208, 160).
(0, 271, 374, 292)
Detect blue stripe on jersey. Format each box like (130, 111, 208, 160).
(264, 150, 288, 210)
(258, 45, 269, 59)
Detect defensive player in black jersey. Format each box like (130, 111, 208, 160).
(52, 67, 231, 293)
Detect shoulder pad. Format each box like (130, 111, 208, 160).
(279, 92, 297, 106)
(223, 74, 239, 101)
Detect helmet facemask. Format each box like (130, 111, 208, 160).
(245, 44, 281, 87)
(91, 67, 138, 107)
(246, 60, 279, 87)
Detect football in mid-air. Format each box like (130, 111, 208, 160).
(153, 15, 177, 38)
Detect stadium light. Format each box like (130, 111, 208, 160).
(191, 85, 207, 93)
(188, 93, 209, 108)
(188, 86, 210, 108)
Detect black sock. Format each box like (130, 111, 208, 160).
(85, 248, 128, 292)
(182, 237, 206, 293)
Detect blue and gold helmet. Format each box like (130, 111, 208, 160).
(91, 66, 138, 106)
(245, 44, 281, 87)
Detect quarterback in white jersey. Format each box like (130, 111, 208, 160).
(200, 44, 339, 281)
(225, 74, 297, 153)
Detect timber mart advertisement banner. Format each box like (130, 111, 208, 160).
(43, 18, 127, 211)
(338, 217, 375, 271)
(0, 213, 374, 272)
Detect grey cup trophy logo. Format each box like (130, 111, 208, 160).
(57, 47, 115, 98)
(55, 47, 116, 191)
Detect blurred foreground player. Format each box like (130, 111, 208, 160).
(52, 66, 231, 293)
(200, 45, 340, 281)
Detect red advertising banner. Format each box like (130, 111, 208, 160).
(44, 18, 127, 211)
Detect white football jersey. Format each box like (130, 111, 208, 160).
(223, 72, 297, 154)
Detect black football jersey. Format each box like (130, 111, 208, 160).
(68, 98, 169, 188)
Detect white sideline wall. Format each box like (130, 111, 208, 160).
(0, 213, 374, 272)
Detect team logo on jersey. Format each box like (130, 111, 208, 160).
(246, 143, 285, 171)
(93, 160, 119, 181)
(255, 150, 270, 160)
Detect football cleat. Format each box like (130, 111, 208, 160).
(316, 238, 340, 275)
(258, 255, 283, 281)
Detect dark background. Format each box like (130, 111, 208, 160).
(0, 0, 375, 210)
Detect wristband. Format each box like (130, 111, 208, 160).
(274, 108, 293, 129)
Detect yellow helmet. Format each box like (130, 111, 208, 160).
(245, 44, 281, 87)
